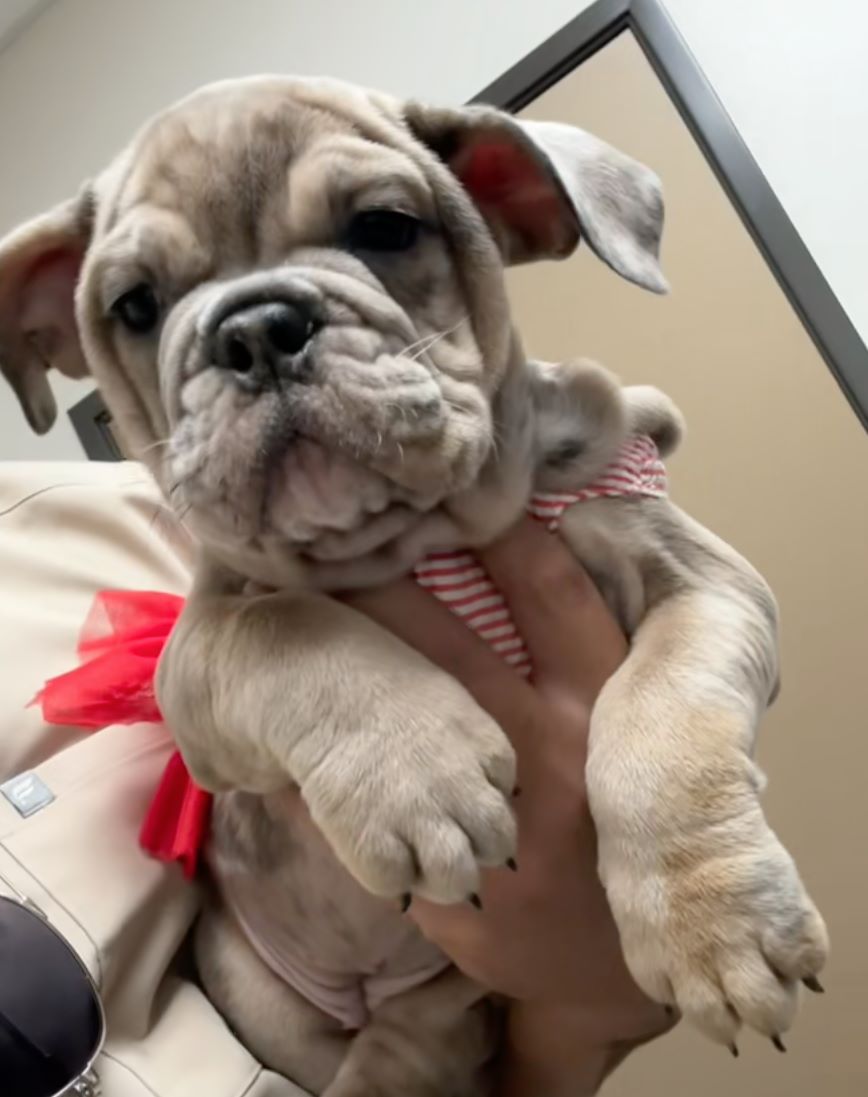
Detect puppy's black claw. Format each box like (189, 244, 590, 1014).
(729, 1043, 740, 1059)
(469, 892, 483, 910)
(512, 786, 522, 798)
(506, 857, 518, 872)
(663, 1005, 675, 1018)
(400, 893, 412, 913)
(803, 975, 825, 994)
(771, 1035, 787, 1053)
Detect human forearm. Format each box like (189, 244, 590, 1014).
(498, 1000, 671, 1097)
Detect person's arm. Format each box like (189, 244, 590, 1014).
(345, 519, 673, 1095)
(500, 999, 672, 1097)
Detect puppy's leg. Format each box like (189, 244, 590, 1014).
(195, 904, 351, 1094)
(560, 500, 828, 1046)
(156, 560, 517, 905)
(323, 970, 497, 1097)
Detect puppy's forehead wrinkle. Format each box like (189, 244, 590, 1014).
(303, 134, 435, 211)
(194, 270, 324, 339)
(107, 97, 349, 262)
(95, 79, 437, 281)
(193, 262, 420, 347)
(95, 205, 217, 316)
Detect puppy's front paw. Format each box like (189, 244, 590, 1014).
(300, 684, 517, 904)
(601, 803, 828, 1048)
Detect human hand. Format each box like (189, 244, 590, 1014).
(344, 519, 669, 1050)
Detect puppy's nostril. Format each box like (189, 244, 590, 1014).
(266, 310, 315, 356)
(214, 300, 317, 381)
(226, 336, 254, 373)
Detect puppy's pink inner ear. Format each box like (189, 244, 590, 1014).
(20, 248, 81, 329)
(451, 137, 577, 260)
(18, 247, 86, 375)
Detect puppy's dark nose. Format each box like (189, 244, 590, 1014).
(213, 301, 317, 383)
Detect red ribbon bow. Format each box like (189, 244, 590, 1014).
(32, 590, 209, 879)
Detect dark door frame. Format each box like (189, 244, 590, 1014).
(473, 0, 868, 432)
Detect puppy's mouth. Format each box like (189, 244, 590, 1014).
(168, 369, 452, 572)
(265, 436, 427, 559)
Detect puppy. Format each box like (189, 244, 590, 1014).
(0, 77, 827, 1095)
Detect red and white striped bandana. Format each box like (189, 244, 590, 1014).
(413, 435, 667, 677)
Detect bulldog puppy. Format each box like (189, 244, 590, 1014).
(0, 77, 826, 1096)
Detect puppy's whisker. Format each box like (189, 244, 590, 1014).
(400, 328, 447, 358)
(399, 317, 469, 363)
(408, 320, 469, 363)
(394, 402, 411, 425)
(136, 438, 172, 458)
(147, 504, 172, 535)
(406, 341, 443, 364)
(167, 476, 194, 523)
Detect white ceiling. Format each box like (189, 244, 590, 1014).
(0, 0, 54, 53)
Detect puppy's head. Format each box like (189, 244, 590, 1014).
(0, 77, 667, 584)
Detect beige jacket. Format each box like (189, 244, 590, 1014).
(0, 461, 307, 1097)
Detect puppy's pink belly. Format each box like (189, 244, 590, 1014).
(228, 898, 450, 1029)
(209, 790, 449, 1030)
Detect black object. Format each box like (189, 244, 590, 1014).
(0, 895, 104, 1097)
(68, 390, 124, 462)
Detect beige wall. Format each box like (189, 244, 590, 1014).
(508, 31, 868, 1096)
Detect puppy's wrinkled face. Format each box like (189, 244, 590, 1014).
(79, 82, 496, 582)
(0, 76, 668, 586)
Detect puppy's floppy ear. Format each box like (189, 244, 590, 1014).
(405, 103, 668, 292)
(0, 189, 94, 434)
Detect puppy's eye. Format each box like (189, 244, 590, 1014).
(547, 439, 587, 466)
(110, 283, 160, 334)
(346, 210, 422, 253)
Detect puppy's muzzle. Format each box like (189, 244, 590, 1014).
(213, 299, 321, 390)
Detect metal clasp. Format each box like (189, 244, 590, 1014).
(70, 1068, 101, 1097)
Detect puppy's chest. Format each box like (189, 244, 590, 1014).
(414, 435, 667, 662)
(208, 789, 448, 1029)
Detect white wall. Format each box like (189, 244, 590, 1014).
(663, 0, 868, 360)
(0, 0, 865, 459)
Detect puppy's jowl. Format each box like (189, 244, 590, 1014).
(0, 77, 827, 1095)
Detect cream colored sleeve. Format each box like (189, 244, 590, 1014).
(0, 461, 193, 778)
(0, 461, 307, 1097)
